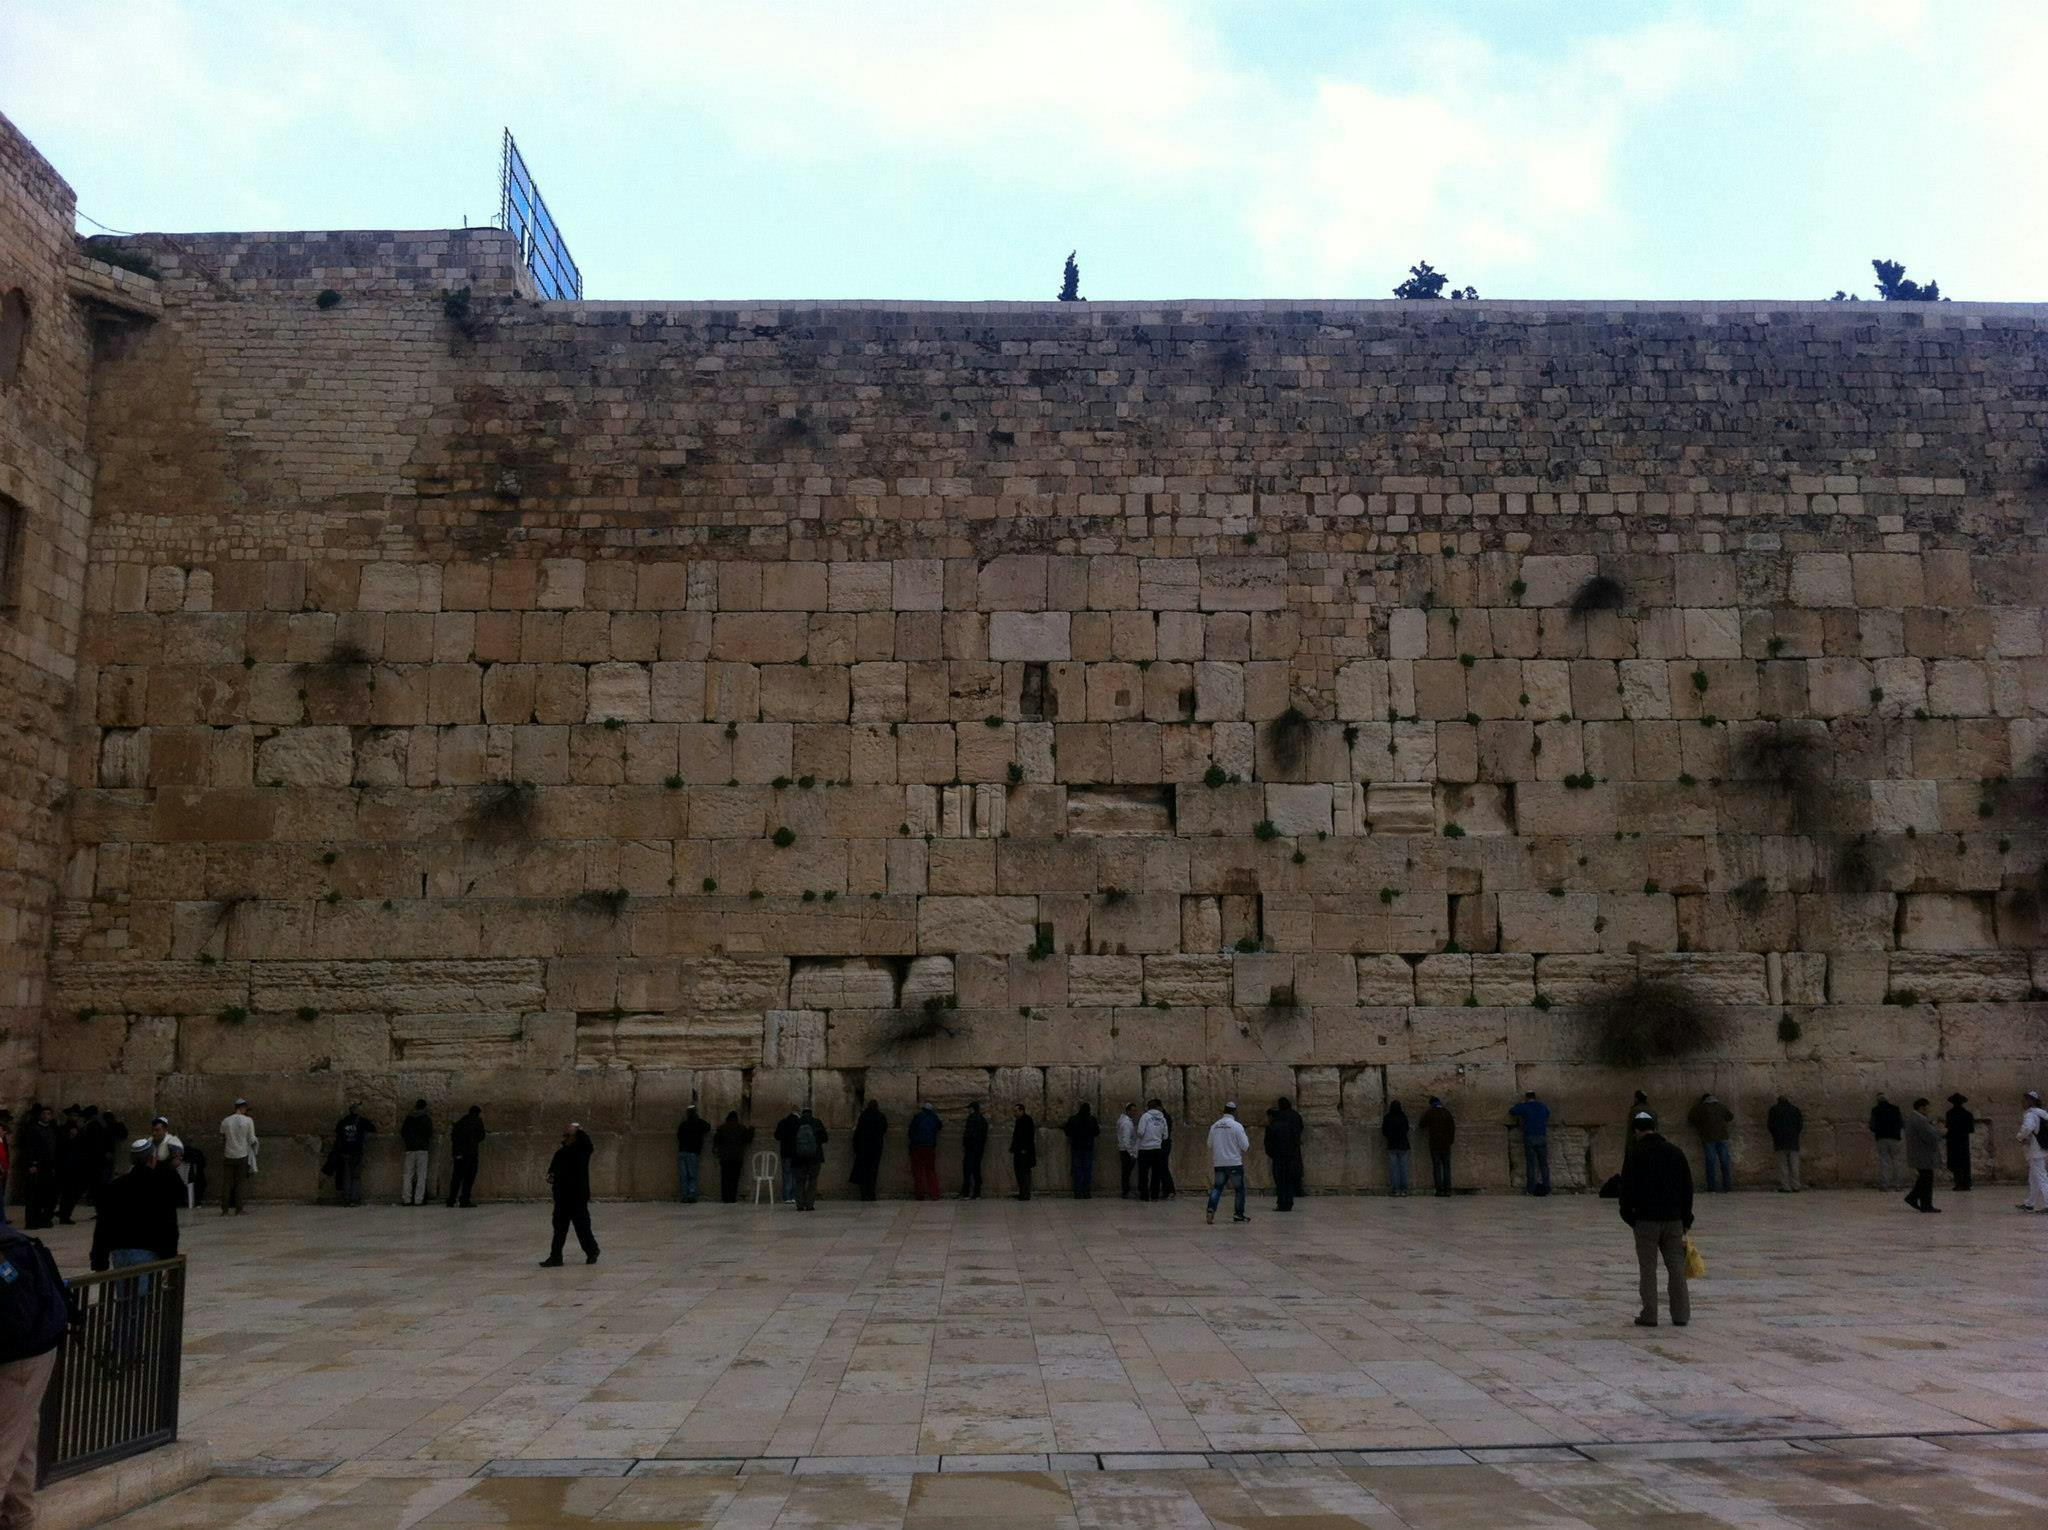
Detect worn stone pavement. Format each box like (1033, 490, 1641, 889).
(34, 1189, 2048, 1526)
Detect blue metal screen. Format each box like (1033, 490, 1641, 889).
(499, 129, 583, 300)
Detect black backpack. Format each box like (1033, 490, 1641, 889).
(0, 1228, 68, 1363)
(794, 1121, 819, 1160)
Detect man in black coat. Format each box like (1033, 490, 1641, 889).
(849, 1102, 887, 1202)
(1618, 1112, 1694, 1328)
(539, 1122, 599, 1267)
(18, 1106, 58, 1230)
(1944, 1094, 1975, 1191)
(772, 1111, 801, 1205)
(1061, 1104, 1099, 1199)
(446, 1106, 486, 1208)
(960, 1102, 988, 1200)
(1266, 1097, 1306, 1212)
(674, 1105, 709, 1205)
(91, 1139, 181, 1272)
(1009, 1105, 1037, 1201)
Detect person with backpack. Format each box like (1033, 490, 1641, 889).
(538, 1122, 599, 1266)
(1009, 1104, 1038, 1201)
(711, 1112, 754, 1204)
(848, 1101, 887, 1202)
(2018, 1090, 2048, 1214)
(1686, 1092, 1734, 1193)
(1381, 1099, 1411, 1196)
(330, 1104, 375, 1207)
(447, 1106, 486, 1208)
(399, 1099, 434, 1206)
(1061, 1103, 1099, 1199)
(0, 1217, 69, 1528)
(960, 1102, 987, 1200)
(789, 1109, 828, 1211)
(675, 1105, 710, 1204)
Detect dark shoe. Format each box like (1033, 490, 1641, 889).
(538, 1257, 564, 1267)
(1232, 1214, 1251, 1223)
(585, 1250, 600, 1264)
(1918, 1206, 1941, 1213)
(1673, 1319, 1689, 1327)
(1206, 1208, 1215, 1225)
(1634, 1315, 1657, 1328)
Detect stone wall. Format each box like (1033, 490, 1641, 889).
(0, 113, 104, 1104)
(38, 224, 2048, 1199)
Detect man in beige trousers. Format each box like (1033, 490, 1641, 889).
(0, 1222, 69, 1528)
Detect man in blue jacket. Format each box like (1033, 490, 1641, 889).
(1507, 1091, 1552, 1196)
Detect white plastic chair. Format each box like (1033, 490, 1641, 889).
(752, 1150, 780, 1204)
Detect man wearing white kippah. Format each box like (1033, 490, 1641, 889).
(1205, 1102, 1251, 1226)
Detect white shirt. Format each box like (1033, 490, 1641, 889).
(1208, 1115, 1250, 1167)
(221, 1113, 259, 1160)
(2020, 1105, 2048, 1154)
(1116, 1114, 1137, 1154)
(1136, 1109, 1168, 1151)
(150, 1132, 183, 1165)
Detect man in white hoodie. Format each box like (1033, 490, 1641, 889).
(2018, 1089, 2048, 1213)
(1135, 1099, 1169, 1202)
(1205, 1103, 1252, 1226)
(218, 1098, 258, 1215)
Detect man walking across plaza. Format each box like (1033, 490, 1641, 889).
(1205, 1102, 1251, 1225)
(539, 1122, 599, 1266)
(1870, 1093, 1904, 1191)
(1618, 1111, 1693, 1328)
(675, 1104, 709, 1204)
(1902, 1098, 1941, 1213)
(1419, 1097, 1456, 1196)
(219, 1098, 258, 1215)
(1136, 1098, 1170, 1202)
(447, 1105, 485, 1208)
(908, 1102, 943, 1202)
(1687, 1092, 1733, 1192)
(2018, 1090, 2048, 1213)
(1010, 1104, 1037, 1201)
(1062, 1102, 1099, 1198)
(789, 1108, 828, 1211)
(1507, 1090, 1551, 1196)
(1266, 1096, 1305, 1211)
(960, 1101, 987, 1199)
(1116, 1102, 1138, 1198)
(0, 1215, 69, 1529)
(1944, 1094, 1975, 1192)
(1767, 1094, 1803, 1192)
(711, 1111, 753, 1204)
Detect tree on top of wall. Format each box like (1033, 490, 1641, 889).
(1831, 258, 1945, 302)
(1058, 251, 1083, 302)
(1392, 261, 1478, 300)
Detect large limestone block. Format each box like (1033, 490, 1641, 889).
(1499, 893, 1599, 954)
(1365, 781, 1435, 834)
(250, 959, 546, 1015)
(389, 1014, 526, 1065)
(1355, 954, 1416, 1005)
(1898, 892, 1997, 950)
(1070, 956, 1143, 1007)
(988, 611, 1071, 661)
(1143, 954, 1231, 1006)
(763, 1009, 827, 1068)
(1533, 954, 1637, 1001)
(900, 955, 956, 1006)
(577, 1012, 764, 1068)
(1638, 952, 1768, 1005)
(1887, 951, 2033, 1002)
(789, 957, 897, 1009)
(1264, 784, 1333, 837)
(918, 896, 1038, 953)
(1198, 556, 1287, 611)
(586, 662, 651, 723)
(254, 727, 353, 787)
(679, 956, 791, 1010)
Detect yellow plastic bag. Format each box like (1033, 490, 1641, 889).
(1683, 1236, 1706, 1280)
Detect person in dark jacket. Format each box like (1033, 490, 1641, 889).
(18, 1106, 58, 1229)
(848, 1102, 888, 1201)
(675, 1106, 710, 1204)
(1869, 1094, 1905, 1191)
(1903, 1098, 1942, 1213)
(55, 1109, 90, 1224)
(1266, 1097, 1305, 1211)
(0, 1218, 68, 1529)
(1381, 1100, 1411, 1196)
(909, 1103, 943, 1201)
(1418, 1098, 1456, 1196)
(711, 1112, 754, 1203)
(1766, 1095, 1804, 1192)
(1009, 1105, 1038, 1200)
(400, 1099, 434, 1206)
(0, 1109, 12, 1223)
(331, 1104, 375, 1207)
(1686, 1093, 1734, 1193)
(446, 1106, 485, 1208)
(539, 1122, 598, 1266)
(1062, 1104, 1099, 1198)
(959, 1103, 987, 1200)
(91, 1140, 181, 1272)
(1618, 1112, 1694, 1327)
(788, 1109, 828, 1211)
(1944, 1093, 1975, 1191)
(772, 1111, 801, 1205)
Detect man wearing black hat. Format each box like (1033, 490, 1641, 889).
(1943, 1094, 1975, 1191)
(18, 1105, 58, 1230)
(539, 1121, 599, 1267)
(1618, 1111, 1693, 1328)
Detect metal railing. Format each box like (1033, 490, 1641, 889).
(499, 128, 583, 300)
(37, 1256, 187, 1487)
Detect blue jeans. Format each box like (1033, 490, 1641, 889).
(1703, 1140, 1731, 1192)
(1430, 1150, 1453, 1193)
(1522, 1137, 1550, 1194)
(677, 1151, 700, 1203)
(338, 1157, 364, 1205)
(782, 1160, 796, 1204)
(1070, 1149, 1094, 1199)
(1386, 1150, 1411, 1194)
(1207, 1165, 1246, 1218)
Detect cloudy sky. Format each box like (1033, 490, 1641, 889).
(6, 0, 2042, 302)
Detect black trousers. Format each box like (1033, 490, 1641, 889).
(962, 1150, 983, 1199)
(1013, 1153, 1033, 1199)
(550, 1201, 599, 1259)
(446, 1153, 479, 1206)
(852, 1155, 880, 1201)
(719, 1159, 743, 1202)
(1119, 1151, 1136, 1197)
(1947, 1143, 1972, 1190)
(1905, 1169, 1937, 1211)
(1137, 1148, 1166, 1201)
(1274, 1153, 1302, 1211)
(24, 1169, 57, 1229)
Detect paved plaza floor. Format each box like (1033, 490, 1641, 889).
(34, 1188, 2048, 1526)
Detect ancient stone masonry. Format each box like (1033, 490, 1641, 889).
(13, 163, 2048, 1197)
